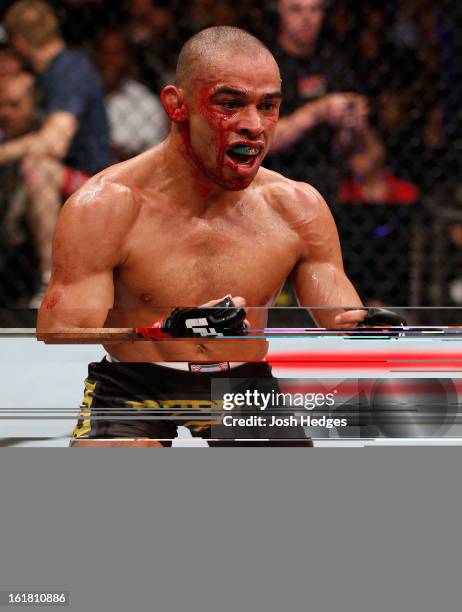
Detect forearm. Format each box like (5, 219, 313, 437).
(36, 307, 111, 340)
(293, 265, 363, 328)
(0, 131, 66, 164)
(36, 283, 113, 339)
(271, 100, 325, 152)
(0, 134, 36, 164)
(309, 304, 362, 328)
(0, 113, 77, 163)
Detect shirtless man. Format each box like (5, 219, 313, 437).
(37, 27, 367, 447)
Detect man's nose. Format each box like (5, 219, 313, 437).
(236, 106, 264, 137)
(301, 9, 314, 25)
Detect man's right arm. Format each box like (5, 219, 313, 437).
(0, 112, 78, 165)
(270, 93, 368, 152)
(36, 179, 136, 337)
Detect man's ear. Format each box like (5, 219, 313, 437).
(160, 85, 188, 123)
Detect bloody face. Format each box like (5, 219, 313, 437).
(183, 52, 282, 191)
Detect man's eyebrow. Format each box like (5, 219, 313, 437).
(262, 91, 283, 100)
(211, 87, 283, 99)
(211, 87, 247, 97)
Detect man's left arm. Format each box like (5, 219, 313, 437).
(0, 111, 77, 164)
(290, 184, 366, 329)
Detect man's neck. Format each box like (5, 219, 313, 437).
(157, 130, 235, 211)
(277, 31, 315, 58)
(31, 39, 65, 73)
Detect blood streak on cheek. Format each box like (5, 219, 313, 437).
(214, 118, 230, 177)
(43, 291, 62, 310)
(207, 109, 233, 179)
(192, 83, 243, 189)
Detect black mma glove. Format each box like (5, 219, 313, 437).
(136, 296, 247, 339)
(359, 307, 407, 328)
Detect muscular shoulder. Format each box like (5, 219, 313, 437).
(55, 174, 139, 269)
(63, 147, 165, 227)
(64, 174, 138, 228)
(256, 167, 340, 262)
(257, 167, 332, 226)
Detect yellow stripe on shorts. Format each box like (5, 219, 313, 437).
(72, 379, 97, 439)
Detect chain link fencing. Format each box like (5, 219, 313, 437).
(0, 1, 460, 325)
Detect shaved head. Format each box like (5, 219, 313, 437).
(176, 26, 278, 91)
(161, 26, 281, 191)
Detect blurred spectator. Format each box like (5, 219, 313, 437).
(339, 134, 419, 206)
(434, 1, 461, 198)
(374, 86, 422, 185)
(127, 0, 177, 92)
(266, 0, 381, 203)
(336, 132, 419, 306)
(96, 29, 167, 160)
(0, 0, 111, 304)
(448, 223, 462, 306)
(188, 0, 215, 30)
(437, 0, 462, 144)
(420, 101, 456, 194)
(0, 42, 23, 78)
(50, 0, 121, 46)
(0, 70, 37, 139)
(330, 0, 354, 43)
(390, 0, 419, 52)
(210, 0, 238, 26)
(0, 0, 458, 315)
(188, 0, 238, 31)
(129, 0, 173, 46)
(0, 71, 39, 305)
(354, 8, 404, 99)
(234, 1, 266, 38)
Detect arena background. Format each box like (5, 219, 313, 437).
(0, 1, 461, 445)
(0, 0, 461, 318)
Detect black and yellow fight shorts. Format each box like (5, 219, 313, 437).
(71, 358, 312, 447)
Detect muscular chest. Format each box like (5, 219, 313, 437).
(119, 209, 298, 306)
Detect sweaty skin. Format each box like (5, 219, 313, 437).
(37, 48, 365, 362)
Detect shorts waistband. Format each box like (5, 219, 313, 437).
(106, 354, 246, 372)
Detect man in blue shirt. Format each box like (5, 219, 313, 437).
(0, 0, 111, 300)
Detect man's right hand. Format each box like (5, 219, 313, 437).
(136, 295, 248, 339)
(318, 93, 369, 130)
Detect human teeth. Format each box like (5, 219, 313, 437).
(230, 145, 260, 155)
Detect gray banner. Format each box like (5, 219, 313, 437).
(1, 450, 462, 612)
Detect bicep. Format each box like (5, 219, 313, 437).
(37, 191, 125, 333)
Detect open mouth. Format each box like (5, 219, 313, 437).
(226, 144, 262, 165)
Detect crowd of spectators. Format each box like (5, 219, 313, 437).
(0, 0, 461, 315)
